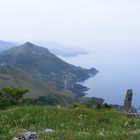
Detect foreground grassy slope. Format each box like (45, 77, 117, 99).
(0, 106, 140, 140)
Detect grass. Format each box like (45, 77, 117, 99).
(0, 106, 140, 140)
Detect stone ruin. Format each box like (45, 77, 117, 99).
(124, 89, 133, 113)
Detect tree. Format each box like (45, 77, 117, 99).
(103, 103, 111, 109)
(0, 86, 28, 108)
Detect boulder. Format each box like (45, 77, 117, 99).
(12, 128, 55, 140)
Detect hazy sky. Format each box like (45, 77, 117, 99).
(0, 0, 140, 47)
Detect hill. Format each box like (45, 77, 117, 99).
(0, 42, 98, 97)
(0, 105, 140, 140)
(0, 40, 16, 52)
(0, 40, 88, 57)
(0, 65, 79, 106)
(0, 65, 60, 98)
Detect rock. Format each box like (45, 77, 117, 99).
(41, 129, 55, 136)
(12, 137, 19, 140)
(12, 131, 37, 140)
(22, 131, 32, 139)
(124, 89, 133, 112)
(12, 128, 54, 140)
(131, 129, 140, 135)
(22, 131, 37, 140)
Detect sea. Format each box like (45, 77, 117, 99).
(59, 45, 140, 109)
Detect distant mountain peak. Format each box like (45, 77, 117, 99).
(22, 42, 35, 47)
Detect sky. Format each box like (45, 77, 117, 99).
(0, 0, 140, 47)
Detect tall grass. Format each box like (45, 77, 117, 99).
(0, 106, 140, 140)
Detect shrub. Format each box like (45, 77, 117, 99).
(0, 86, 28, 108)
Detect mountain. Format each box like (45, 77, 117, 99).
(0, 40, 16, 52)
(0, 42, 98, 96)
(0, 40, 88, 57)
(0, 65, 60, 98)
(0, 65, 77, 105)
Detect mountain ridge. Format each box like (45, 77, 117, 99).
(0, 42, 98, 97)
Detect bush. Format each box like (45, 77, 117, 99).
(0, 86, 28, 108)
(103, 103, 112, 109)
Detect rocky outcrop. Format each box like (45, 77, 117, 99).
(12, 129, 55, 140)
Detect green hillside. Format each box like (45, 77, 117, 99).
(0, 42, 98, 93)
(0, 106, 140, 140)
(0, 65, 83, 106)
(0, 65, 60, 98)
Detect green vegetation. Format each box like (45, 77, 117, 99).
(0, 42, 98, 98)
(0, 65, 61, 98)
(0, 86, 28, 108)
(0, 105, 140, 140)
(0, 42, 137, 140)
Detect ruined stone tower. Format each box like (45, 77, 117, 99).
(124, 89, 133, 113)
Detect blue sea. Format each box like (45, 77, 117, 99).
(60, 45, 140, 109)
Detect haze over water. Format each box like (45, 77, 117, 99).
(60, 44, 140, 108)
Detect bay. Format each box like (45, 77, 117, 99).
(59, 46, 140, 108)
